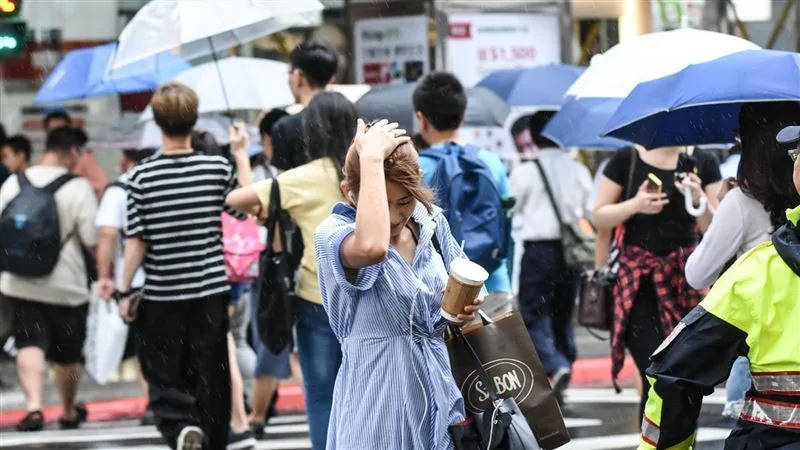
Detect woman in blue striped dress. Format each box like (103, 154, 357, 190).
(315, 119, 483, 449)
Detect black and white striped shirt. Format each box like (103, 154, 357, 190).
(125, 153, 239, 301)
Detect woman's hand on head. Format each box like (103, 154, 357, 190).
(353, 118, 410, 160)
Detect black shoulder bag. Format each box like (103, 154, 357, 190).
(256, 180, 298, 354)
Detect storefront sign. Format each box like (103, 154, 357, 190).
(446, 13, 560, 87)
(353, 15, 429, 86)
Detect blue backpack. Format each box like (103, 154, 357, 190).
(422, 142, 508, 274)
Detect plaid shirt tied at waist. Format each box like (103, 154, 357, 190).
(611, 245, 707, 384)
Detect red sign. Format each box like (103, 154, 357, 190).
(449, 22, 472, 39)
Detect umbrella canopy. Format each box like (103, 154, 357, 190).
(111, 0, 323, 72)
(356, 83, 509, 133)
(541, 97, 630, 149)
(88, 113, 258, 151)
(34, 42, 188, 104)
(476, 64, 585, 107)
(544, 28, 758, 149)
(603, 50, 800, 148)
(139, 57, 294, 120)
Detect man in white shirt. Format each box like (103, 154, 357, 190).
(96, 149, 153, 300)
(509, 114, 593, 402)
(0, 127, 98, 431)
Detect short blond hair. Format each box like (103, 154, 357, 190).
(151, 81, 199, 137)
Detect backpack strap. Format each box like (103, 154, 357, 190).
(17, 172, 31, 189)
(42, 173, 77, 195)
(532, 159, 565, 229)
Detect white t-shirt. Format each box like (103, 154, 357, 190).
(95, 174, 145, 289)
(0, 166, 98, 306)
(510, 149, 594, 241)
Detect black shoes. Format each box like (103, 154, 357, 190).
(16, 410, 44, 432)
(58, 402, 88, 430)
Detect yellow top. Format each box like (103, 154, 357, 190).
(254, 158, 344, 304)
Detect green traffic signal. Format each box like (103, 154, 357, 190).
(0, 20, 25, 60)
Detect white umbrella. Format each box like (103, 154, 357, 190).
(139, 57, 294, 120)
(110, 0, 323, 72)
(88, 113, 258, 150)
(565, 28, 759, 99)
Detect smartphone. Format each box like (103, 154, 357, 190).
(646, 173, 663, 193)
(127, 289, 144, 321)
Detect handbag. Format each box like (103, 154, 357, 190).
(577, 148, 637, 333)
(446, 312, 570, 449)
(448, 318, 541, 450)
(256, 180, 297, 354)
(532, 160, 594, 271)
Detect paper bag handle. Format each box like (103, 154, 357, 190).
(449, 324, 501, 406)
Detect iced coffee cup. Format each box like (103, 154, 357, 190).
(441, 258, 489, 322)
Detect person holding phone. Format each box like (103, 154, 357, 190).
(592, 144, 722, 418)
(314, 119, 481, 449)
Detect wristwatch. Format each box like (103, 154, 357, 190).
(113, 290, 132, 303)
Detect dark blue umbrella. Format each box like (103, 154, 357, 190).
(477, 64, 585, 107)
(34, 42, 189, 104)
(541, 97, 630, 149)
(603, 50, 800, 148)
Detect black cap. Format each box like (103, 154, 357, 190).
(776, 126, 800, 144)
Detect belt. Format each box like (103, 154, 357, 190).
(751, 371, 800, 396)
(740, 396, 800, 429)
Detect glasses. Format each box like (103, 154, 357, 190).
(790, 148, 799, 163)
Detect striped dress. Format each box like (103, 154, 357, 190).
(315, 202, 467, 450)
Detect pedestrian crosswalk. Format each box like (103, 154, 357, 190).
(0, 389, 732, 450)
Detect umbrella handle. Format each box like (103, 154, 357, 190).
(684, 185, 707, 217)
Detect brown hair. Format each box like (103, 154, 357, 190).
(344, 141, 435, 212)
(151, 81, 199, 138)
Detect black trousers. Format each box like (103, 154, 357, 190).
(624, 276, 665, 421)
(136, 295, 231, 450)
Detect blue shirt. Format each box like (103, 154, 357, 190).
(419, 143, 512, 294)
(316, 202, 467, 449)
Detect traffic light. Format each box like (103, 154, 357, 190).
(0, 0, 21, 19)
(0, 20, 25, 60)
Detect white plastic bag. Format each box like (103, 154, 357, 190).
(83, 285, 129, 384)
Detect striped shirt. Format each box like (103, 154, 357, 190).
(125, 153, 238, 301)
(316, 202, 467, 449)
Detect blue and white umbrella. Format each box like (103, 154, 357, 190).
(34, 42, 189, 104)
(542, 29, 758, 149)
(602, 50, 800, 148)
(476, 64, 584, 108)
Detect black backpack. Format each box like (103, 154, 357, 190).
(0, 172, 76, 276)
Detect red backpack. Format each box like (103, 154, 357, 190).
(222, 212, 265, 282)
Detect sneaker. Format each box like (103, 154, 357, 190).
(551, 367, 572, 405)
(249, 421, 265, 440)
(177, 426, 204, 450)
(16, 410, 44, 432)
(59, 402, 88, 430)
(227, 428, 257, 450)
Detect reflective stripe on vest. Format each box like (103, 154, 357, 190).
(751, 372, 800, 396)
(740, 397, 800, 429)
(641, 416, 660, 446)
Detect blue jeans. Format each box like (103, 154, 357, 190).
(295, 299, 342, 450)
(727, 356, 752, 403)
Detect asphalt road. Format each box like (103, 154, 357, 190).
(0, 388, 733, 450)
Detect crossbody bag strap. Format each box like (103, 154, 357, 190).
(614, 147, 639, 248)
(532, 159, 564, 228)
(449, 324, 502, 405)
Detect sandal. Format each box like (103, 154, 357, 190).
(16, 410, 44, 432)
(59, 402, 88, 430)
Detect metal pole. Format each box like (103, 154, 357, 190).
(795, 0, 800, 52)
(559, 0, 574, 64)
